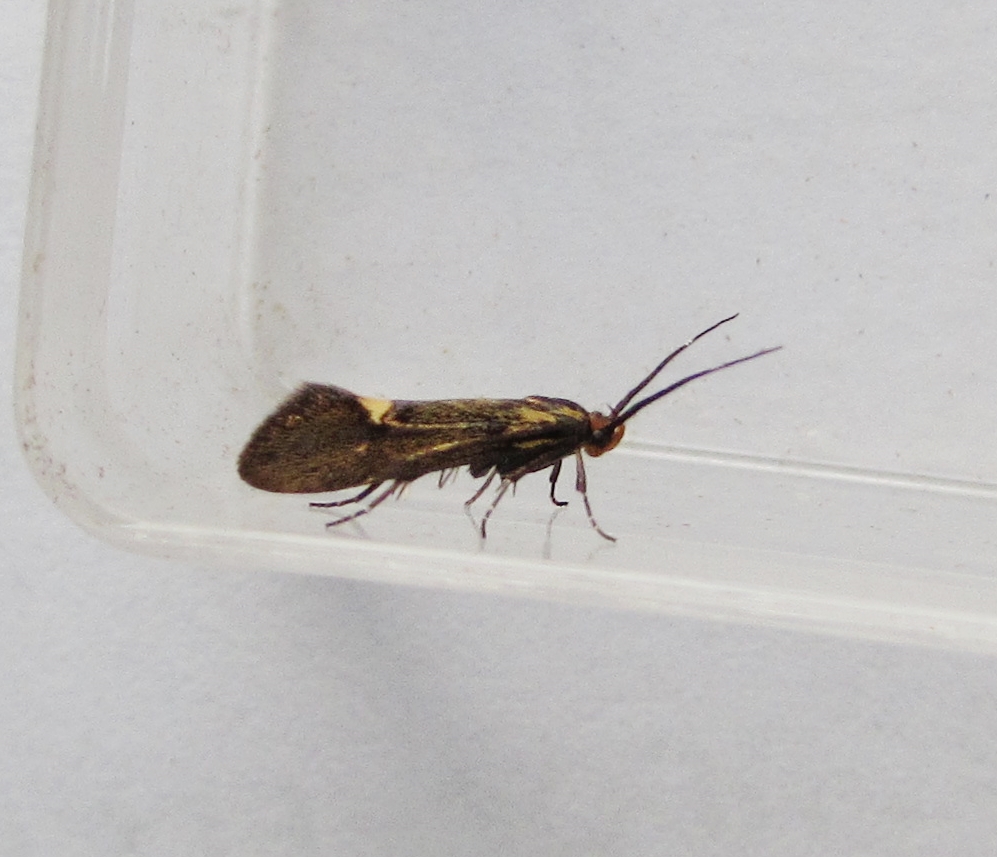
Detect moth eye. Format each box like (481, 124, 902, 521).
(584, 422, 625, 458)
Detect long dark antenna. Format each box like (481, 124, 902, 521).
(610, 314, 740, 417)
(604, 316, 781, 432)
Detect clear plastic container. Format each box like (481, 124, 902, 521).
(17, 0, 997, 651)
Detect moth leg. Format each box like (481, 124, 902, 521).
(464, 467, 498, 510)
(310, 482, 382, 509)
(479, 478, 514, 539)
(574, 452, 616, 542)
(548, 459, 569, 507)
(438, 468, 460, 489)
(323, 481, 404, 529)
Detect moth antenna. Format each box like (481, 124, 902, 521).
(610, 314, 739, 416)
(607, 346, 782, 431)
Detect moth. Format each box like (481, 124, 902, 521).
(238, 314, 780, 540)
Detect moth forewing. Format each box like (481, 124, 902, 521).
(239, 387, 563, 493)
(238, 315, 781, 540)
(237, 385, 384, 494)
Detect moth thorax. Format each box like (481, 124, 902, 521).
(583, 412, 625, 457)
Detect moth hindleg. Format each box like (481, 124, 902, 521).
(321, 481, 404, 529)
(464, 467, 498, 510)
(310, 482, 382, 509)
(438, 468, 461, 489)
(479, 478, 514, 539)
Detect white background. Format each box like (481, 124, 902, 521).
(5, 3, 997, 855)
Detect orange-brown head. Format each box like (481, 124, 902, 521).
(583, 412, 626, 457)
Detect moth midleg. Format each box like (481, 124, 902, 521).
(322, 481, 403, 529)
(464, 467, 498, 510)
(548, 459, 568, 507)
(574, 452, 616, 542)
(479, 478, 514, 538)
(310, 482, 382, 509)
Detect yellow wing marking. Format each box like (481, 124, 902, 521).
(357, 396, 393, 423)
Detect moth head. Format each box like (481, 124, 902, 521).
(583, 412, 626, 457)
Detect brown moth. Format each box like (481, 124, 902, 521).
(239, 314, 780, 540)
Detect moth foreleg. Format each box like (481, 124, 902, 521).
(574, 452, 616, 542)
(310, 482, 382, 509)
(321, 481, 404, 529)
(548, 459, 569, 507)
